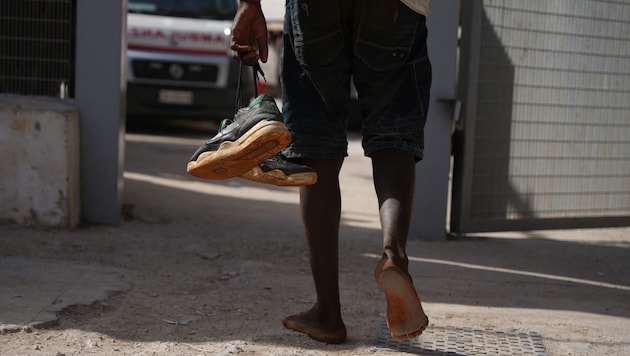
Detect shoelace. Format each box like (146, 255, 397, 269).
(210, 61, 266, 141)
(235, 61, 266, 111)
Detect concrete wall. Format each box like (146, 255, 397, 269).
(0, 95, 80, 227)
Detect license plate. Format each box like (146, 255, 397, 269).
(158, 90, 193, 105)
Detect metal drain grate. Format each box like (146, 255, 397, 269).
(374, 322, 548, 355)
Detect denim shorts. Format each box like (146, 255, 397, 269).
(280, 0, 432, 161)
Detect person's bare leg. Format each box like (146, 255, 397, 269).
(282, 157, 347, 344)
(371, 149, 428, 340)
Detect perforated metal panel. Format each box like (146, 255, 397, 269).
(452, 0, 630, 232)
(374, 322, 548, 356)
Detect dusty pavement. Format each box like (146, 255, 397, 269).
(1, 121, 629, 355)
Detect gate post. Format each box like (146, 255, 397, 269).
(410, 0, 460, 240)
(74, 0, 127, 224)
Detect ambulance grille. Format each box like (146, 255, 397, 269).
(131, 60, 218, 83)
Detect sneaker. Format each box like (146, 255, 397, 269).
(241, 153, 317, 186)
(187, 95, 291, 180)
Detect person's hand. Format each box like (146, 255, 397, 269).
(231, 0, 268, 66)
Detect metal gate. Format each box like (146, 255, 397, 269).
(451, 0, 630, 233)
(0, 0, 75, 98)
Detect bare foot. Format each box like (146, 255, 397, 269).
(374, 257, 429, 341)
(282, 306, 347, 344)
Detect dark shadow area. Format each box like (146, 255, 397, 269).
(0, 0, 75, 97)
(469, 8, 519, 224)
(452, 5, 521, 232)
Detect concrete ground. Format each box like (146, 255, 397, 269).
(1, 122, 629, 355)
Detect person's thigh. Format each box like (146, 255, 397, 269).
(353, 0, 432, 162)
(281, 0, 353, 160)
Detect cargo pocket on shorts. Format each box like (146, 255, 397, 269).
(289, 0, 344, 66)
(355, 0, 419, 72)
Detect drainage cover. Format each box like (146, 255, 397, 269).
(374, 322, 548, 355)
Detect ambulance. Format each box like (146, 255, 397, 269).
(126, 0, 254, 121)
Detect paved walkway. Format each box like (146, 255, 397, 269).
(1, 131, 629, 355)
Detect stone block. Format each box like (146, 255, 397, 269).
(0, 95, 80, 227)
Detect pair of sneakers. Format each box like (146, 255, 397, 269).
(187, 95, 317, 186)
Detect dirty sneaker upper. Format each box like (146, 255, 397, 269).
(189, 95, 283, 162)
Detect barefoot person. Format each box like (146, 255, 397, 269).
(231, 0, 431, 343)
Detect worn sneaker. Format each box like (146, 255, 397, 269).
(241, 153, 317, 186)
(187, 95, 291, 180)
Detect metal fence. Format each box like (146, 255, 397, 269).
(0, 0, 75, 98)
(452, 0, 630, 232)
